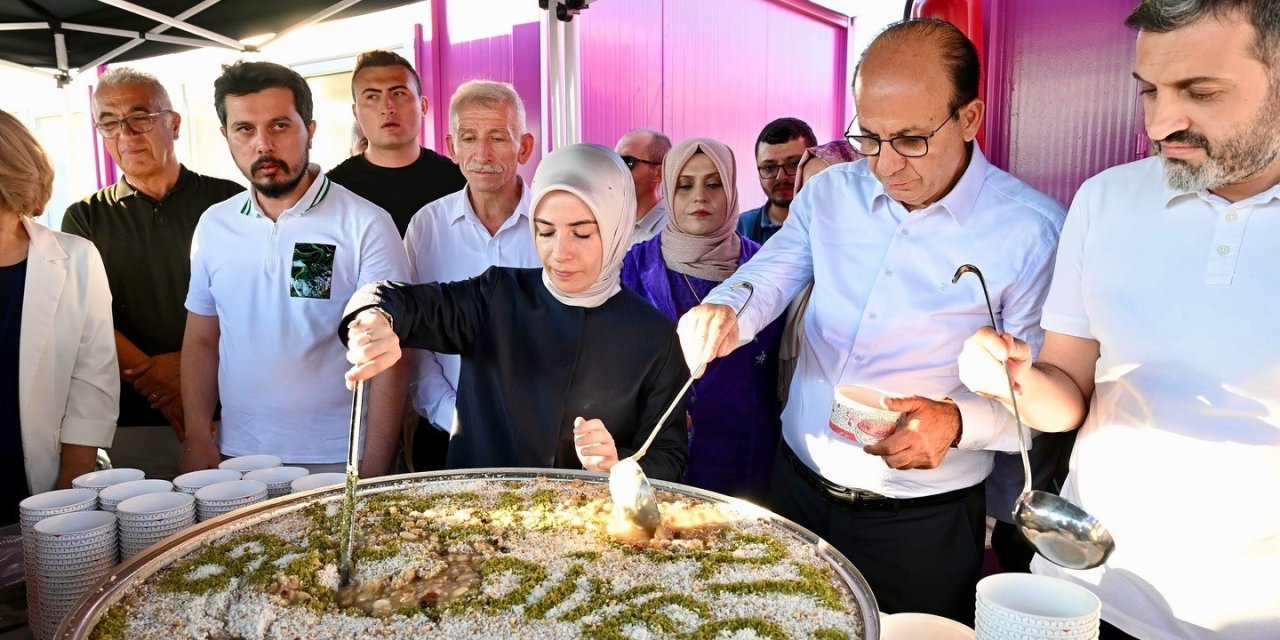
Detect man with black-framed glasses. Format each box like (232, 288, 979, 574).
(678, 19, 1065, 624)
(739, 117, 817, 245)
(62, 68, 242, 480)
(614, 128, 672, 245)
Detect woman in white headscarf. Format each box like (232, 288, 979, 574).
(620, 138, 783, 501)
(341, 144, 689, 481)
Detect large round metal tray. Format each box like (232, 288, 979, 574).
(55, 468, 880, 639)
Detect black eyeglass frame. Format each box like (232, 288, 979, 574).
(757, 160, 801, 180)
(844, 109, 959, 158)
(95, 110, 173, 139)
(619, 155, 663, 170)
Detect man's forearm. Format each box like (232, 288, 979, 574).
(181, 339, 220, 442)
(115, 330, 150, 376)
(1010, 362, 1089, 433)
(56, 443, 99, 489)
(361, 359, 408, 476)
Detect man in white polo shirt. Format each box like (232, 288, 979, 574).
(959, 1, 1280, 638)
(403, 80, 541, 470)
(180, 61, 410, 476)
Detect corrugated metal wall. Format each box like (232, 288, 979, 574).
(983, 0, 1145, 207)
(581, 0, 850, 210)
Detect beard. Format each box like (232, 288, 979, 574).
(251, 153, 309, 199)
(1157, 93, 1280, 192)
(767, 195, 793, 209)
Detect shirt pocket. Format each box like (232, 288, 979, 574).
(289, 243, 337, 299)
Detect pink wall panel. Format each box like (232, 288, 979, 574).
(579, 0, 665, 146)
(983, 0, 1144, 207)
(582, 0, 849, 214)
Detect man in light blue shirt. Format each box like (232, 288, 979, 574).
(679, 19, 1065, 623)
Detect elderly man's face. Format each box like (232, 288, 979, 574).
(1136, 12, 1280, 193)
(853, 51, 982, 210)
(615, 132, 664, 199)
(94, 82, 180, 180)
(447, 103, 534, 194)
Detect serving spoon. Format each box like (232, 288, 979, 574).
(608, 283, 753, 536)
(952, 264, 1115, 570)
(337, 379, 364, 587)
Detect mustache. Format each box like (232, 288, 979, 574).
(251, 156, 291, 174)
(1157, 130, 1212, 156)
(465, 162, 503, 174)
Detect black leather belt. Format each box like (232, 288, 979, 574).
(781, 441, 979, 511)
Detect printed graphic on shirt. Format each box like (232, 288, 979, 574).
(290, 243, 336, 299)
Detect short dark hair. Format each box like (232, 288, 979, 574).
(857, 18, 980, 115)
(1126, 0, 1280, 68)
(213, 61, 314, 126)
(755, 117, 817, 154)
(351, 50, 422, 99)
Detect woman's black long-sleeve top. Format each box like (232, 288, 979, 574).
(341, 267, 689, 482)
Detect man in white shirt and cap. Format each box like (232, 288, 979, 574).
(959, 1, 1280, 637)
(678, 19, 1065, 623)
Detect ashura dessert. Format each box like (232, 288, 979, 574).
(87, 477, 865, 640)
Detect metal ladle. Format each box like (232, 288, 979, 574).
(608, 282, 754, 535)
(337, 379, 364, 587)
(952, 264, 1115, 570)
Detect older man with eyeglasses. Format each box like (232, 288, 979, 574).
(614, 127, 672, 245)
(62, 68, 243, 480)
(738, 118, 817, 245)
(676, 19, 1065, 623)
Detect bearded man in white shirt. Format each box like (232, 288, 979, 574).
(402, 80, 541, 470)
(960, 1, 1280, 638)
(678, 19, 1065, 623)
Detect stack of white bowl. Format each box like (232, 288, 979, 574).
(173, 468, 241, 494)
(18, 489, 97, 640)
(31, 511, 117, 640)
(243, 466, 309, 499)
(975, 573, 1101, 639)
(290, 472, 347, 493)
(70, 468, 144, 494)
(117, 492, 196, 560)
(217, 454, 282, 473)
(96, 479, 174, 512)
(194, 480, 268, 522)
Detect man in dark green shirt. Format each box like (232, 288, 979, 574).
(62, 68, 242, 479)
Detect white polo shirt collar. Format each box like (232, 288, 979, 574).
(239, 163, 333, 218)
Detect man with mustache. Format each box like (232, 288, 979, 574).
(959, 1, 1280, 637)
(328, 50, 465, 236)
(738, 118, 817, 245)
(400, 80, 541, 469)
(62, 68, 243, 479)
(614, 127, 672, 245)
(179, 61, 410, 476)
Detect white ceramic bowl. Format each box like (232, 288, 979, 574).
(976, 573, 1101, 636)
(71, 468, 145, 490)
(882, 612, 975, 640)
(195, 480, 269, 504)
(828, 384, 902, 445)
(243, 466, 309, 487)
(33, 510, 116, 540)
(98, 479, 173, 505)
(19, 488, 98, 516)
(173, 469, 242, 493)
(217, 455, 282, 472)
(290, 472, 346, 493)
(117, 491, 195, 517)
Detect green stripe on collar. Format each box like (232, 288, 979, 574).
(240, 197, 252, 216)
(303, 175, 331, 213)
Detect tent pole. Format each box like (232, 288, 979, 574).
(94, 0, 248, 51)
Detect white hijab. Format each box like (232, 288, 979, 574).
(529, 143, 636, 308)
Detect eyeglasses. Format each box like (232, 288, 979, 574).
(95, 110, 172, 139)
(757, 160, 800, 180)
(620, 155, 662, 170)
(845, 110, 958, 158)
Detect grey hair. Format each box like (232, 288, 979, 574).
(1127, 0, 1280, 67)
(449, 80, 526, 136)
(620, 127, 672, 159)
(95, 67, 173, 110)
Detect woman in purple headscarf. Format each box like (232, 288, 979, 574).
(620, 138, 783, 501)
